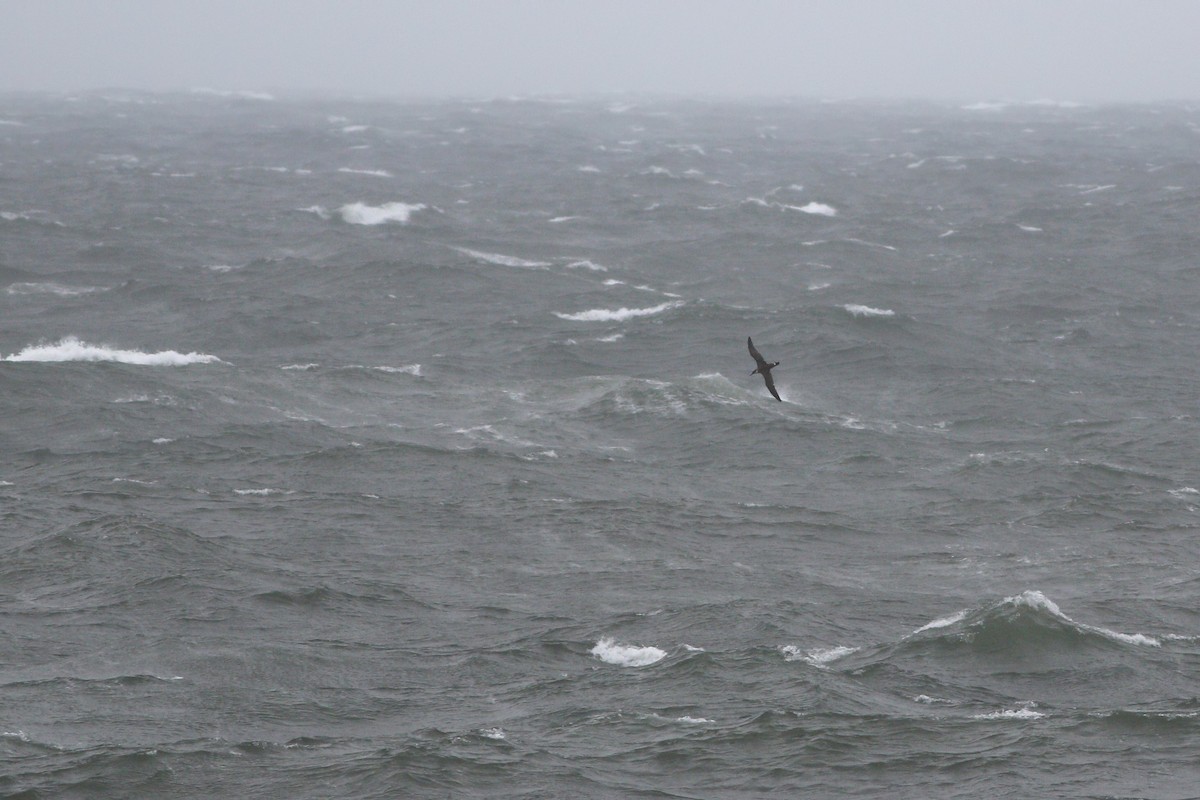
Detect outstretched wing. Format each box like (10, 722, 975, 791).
(761, 370, 781, 401)
(747, 336, 768, 369)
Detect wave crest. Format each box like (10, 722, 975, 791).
(554, 301, 682, 322)
(3, 337, 221, 365)
(591, 637, 666, 667)
(338, 202, 425, 225)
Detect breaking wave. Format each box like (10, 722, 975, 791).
(338, 202, 425, 225)
(843, 304, 895, 318)
(2, 337, 222, 365)
(591, 638, 666, 667)
(553, 301, 682, 322)
(453, 247, 550, 268)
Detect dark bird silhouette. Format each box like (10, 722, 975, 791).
(747, 336, 781, 401)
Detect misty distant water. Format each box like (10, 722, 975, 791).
(3, 92, 1200, 799)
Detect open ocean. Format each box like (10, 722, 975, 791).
(3, 91, 1200, 799)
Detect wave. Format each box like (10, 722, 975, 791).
(337, 167, 392, 178)
(972, 704, 1046, 720)
(1, 210, 64, 227)
(896, 590, 1162, 653)
(742, 198, 838, 215)
(843, 304, 895, 318)
(6, 282, 104, 296)
(802, 590, 1166, 687)
(566, 259, 608, 271)
(338, 202, 425, 225)
(591, 637, 666, 667)
(910, 609, 969, 635)
(453, 247, 550, 268)
(280, 362, 421, 377)
(797, 201, 838, 216)
(781, 644, 859, 667)
(2, 336, 221, 365)
(190, 87, 274, 101)
(962, 99, 1086, 112)
(1000, 590, 1159, 647)
(553, 301, 682, 322)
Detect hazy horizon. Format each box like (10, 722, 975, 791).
(3, 0, 1200, 104)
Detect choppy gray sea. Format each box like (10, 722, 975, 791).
(3, 92, 1200, 799)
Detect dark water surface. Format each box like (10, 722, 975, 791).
(3, 93, 1200, 798)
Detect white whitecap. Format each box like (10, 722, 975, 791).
(962, 101, 1008, 112)
(1004, 590, 1159, 647)
(796, 202, 838, 216)
(373, 364, 422, 376)
(339, 202, 425, 225)
(972, 706, 1045, 720)
(454, 247, 550, 268)
(843, 304, 895, 318)
(3, 337, 221, 366)
(234, 488, 293, 496)
(191, 88, 274, 101)
(6, 282, 103, 296)
(554, 301, 681, 322)
(567, 260, 608, 271)
(912, 609, 968, 635)
(337, 167, 392, 178)
(676, 716, 714, 724)
(480, 727, 506, 740)
(591, 637, 666, 667)
(781, 644, 858, 666)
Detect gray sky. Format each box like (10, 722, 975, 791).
(3, 0, 1198, 102)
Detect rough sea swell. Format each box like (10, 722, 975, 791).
(3, 93, 1200, 798)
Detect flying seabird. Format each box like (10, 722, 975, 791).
(747, 336, 781, 401)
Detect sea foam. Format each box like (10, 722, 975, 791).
(911, 609, 969, 635)
(3, 337, 221, 365)
(337, 168, 392, 178)
(591, 638, 666, 667)
(339, 202, 425, 225)
(781, 644, 858, 666)
(973, 705, 1046, 720)
(554, 301, 681, 322)
(843, 304, 895, 318)
(454, 247, 550, 269)
(6, 282, 104, 296)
